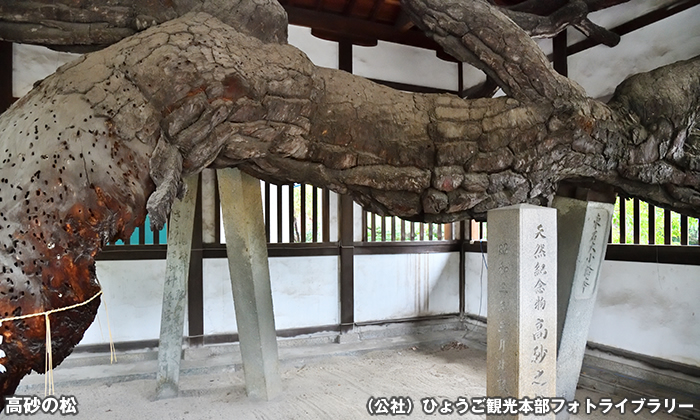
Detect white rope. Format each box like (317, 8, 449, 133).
(0, 290, 111, 395)
(0, 290, 103, 324)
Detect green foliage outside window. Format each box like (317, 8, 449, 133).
(611, 197, 699, 245)
(366, 214, 449, 242)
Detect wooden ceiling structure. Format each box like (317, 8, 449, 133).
(278, 0, 700, 61)
(280, 0, 444, 51)
(0, 0, 698, 111)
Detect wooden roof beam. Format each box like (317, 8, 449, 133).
(342, 0, 358, 15)
(567, 0, 700, 55)
(284, 5, 435, 49)
(368, 0, 386, 21)
(393, 10, 414, 31)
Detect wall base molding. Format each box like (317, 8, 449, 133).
(60, 315, 698, 420)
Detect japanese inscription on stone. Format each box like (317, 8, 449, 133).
(527, 223, 555, 399)
(573, 209, 609, 300)
(487, 204, 557, 419)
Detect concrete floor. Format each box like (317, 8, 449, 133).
(14, 328, 688, 420)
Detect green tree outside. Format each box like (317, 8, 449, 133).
(611, 197, 699, 245)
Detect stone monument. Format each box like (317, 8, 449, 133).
(487, 204, 557, 418)
(553, 196, 614, 419)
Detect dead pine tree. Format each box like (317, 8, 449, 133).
(0, 0, 698, 405)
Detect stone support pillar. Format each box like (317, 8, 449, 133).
(156, 175, 199, 399)
(217, 168, 282, 400)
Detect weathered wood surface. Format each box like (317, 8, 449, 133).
(0, 0, 288, 50)
(0, 0, 623, 52)
(0, 0, 698, 405)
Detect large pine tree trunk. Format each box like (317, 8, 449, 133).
(0, 0, 698, 402)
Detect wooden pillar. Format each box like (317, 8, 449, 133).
(0, 42, 13, 113)
(553, 31, 568, 77)
(338, 39, 356, 335)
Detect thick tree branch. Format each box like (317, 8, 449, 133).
(3, 12, 697, 227)
(0, 0, 288, 49)
(1, 0, 627, 52)
(500, 0, 620, 47)
(606, 58, 700, 212)
(401, 0, 585, 102)
(503, 0, 631, 14)
(0, 7, 698, 406)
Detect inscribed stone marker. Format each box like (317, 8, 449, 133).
(553, 197, 614, 420)
(487, 204, 557, 419)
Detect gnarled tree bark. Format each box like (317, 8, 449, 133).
(0, 0, 288, 51)
(0, 0, 623, 53)
(0, 0, 698, 406)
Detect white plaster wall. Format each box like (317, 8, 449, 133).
(464, 247, 489, 318)
(569, 6, 700, 100)
(353, 42, 459, 91)
(590, 261, 700, 367)
(78, 250, 699, 371)
(288, 25, 338, 69)
(12, 44, 80, 98)
(464, 252, 700, 367)
(202, 256, 339, 334)
(81, 260, 167, 345)
(354, 253, 459, 323)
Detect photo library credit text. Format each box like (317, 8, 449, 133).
(3, 395, 78, 416)
(366, 396, 695, 416)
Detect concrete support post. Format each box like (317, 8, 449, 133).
(553, 197, 614, 419)
(487, 204, 557, 419)
(217, 168, 282, 400)
(155, 175, 199, 399)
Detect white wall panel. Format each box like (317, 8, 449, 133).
(354, 253, 459, 323)
(288, 25, 338, 69)
(202, 256, 339, 335)
(569, 7, 700, 99)
(464, 248, 489, 318)
(12, 44, 80, 98)
(589, 261, 700, 367)
(80, 249, 700, 370)
(353, 42, 458, 91)
(464, 252, 700, 367)
(81, 260, 167, 345)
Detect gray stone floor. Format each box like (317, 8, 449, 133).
(13, 328, 690, 419)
